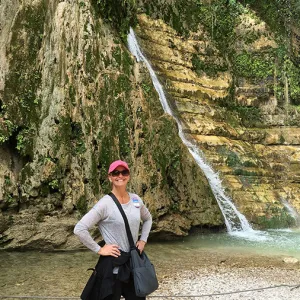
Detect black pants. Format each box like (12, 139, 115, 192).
(103, 275, 145, 300)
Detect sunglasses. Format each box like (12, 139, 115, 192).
(110, 169, 130, 177)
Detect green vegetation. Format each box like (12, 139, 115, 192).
(1, 2, 46, 155)
(16, 127, 35, 157)
(116, 99, 131, 158)
(112, 46, 122, 66)
(142, 0, 242, 53)
(226, 151, 241, 167)
(0, 119, 16, 144)
(242, 160, 257, 167)
(234, 106, 262, 127)
(3, 3, 46, 127)
(85, 45, 99, 79)
(4, 193, 17, 209)
(142, 0, 300, 108)
(69, 85, 76, 105)
(217, 147, 259, 177)
(284, 58, 300, 105)
(76, 195, 88, 217)
(242, 0, 300, 36)
(92, 67, 135, 194)
(20, 164, 34, 184)
(91, 153, 100, 195)
(257, 205, 296, 229)
(48, 179, 59, 191)
(52, 117, 86, 156)
(151, 117, 182, 186)
(53, 116, 72, 155)
(170, 201, 180, 212)
(2, 174, 18, 210)
(122, 50, 134, 76)
(115, 74, 132, 96)
(191, 54, 227, 78)
(217, 92, 263, 128)
(241, 0, 300, 105)
(99, 136, 115, 193)
(233, 169, 257, 176)
(141, 83, 152, 96)
(140, 79, 164, 117)
(234, 51, 274, 79)
(70, 122, 87, 155)
(92, 0, 137, 40)
(4, 175, 11, 186)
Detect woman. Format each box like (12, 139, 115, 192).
(74, 160, 152, 300)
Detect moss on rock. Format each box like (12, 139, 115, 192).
(3, 2, 47, 128)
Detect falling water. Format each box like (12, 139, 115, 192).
(127, 28, 253, 233)
(282, 199, 300, 226)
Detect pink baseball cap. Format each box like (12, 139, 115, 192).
(108, 160, 130, 174)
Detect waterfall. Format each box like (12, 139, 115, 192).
(127, 28, 253, 232)
(282, 199, 300, 226)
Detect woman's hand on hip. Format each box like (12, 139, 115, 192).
(136, 240, 146, 253)
(98, 244, 121, 257)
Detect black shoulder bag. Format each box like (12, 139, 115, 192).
(109, 192, 159, 297)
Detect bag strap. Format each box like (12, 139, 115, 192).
(109, 192, 135, 249)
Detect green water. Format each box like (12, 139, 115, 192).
(180, 229, 300, 259)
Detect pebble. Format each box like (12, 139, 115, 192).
(283, 257, 299, 264)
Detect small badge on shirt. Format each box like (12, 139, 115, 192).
(132, 198, 140, 208)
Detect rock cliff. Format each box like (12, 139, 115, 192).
(136, 0, 300, 228)
(0, 0, 222, 250)
(0, 0, 300, 250)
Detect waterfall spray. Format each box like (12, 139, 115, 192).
(127, 28, 253, 232)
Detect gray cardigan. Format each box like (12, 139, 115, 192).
(74, 193, 152, 253)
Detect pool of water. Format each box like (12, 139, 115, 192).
(1, 229, 300, 297)
(177, 228, 300, 259)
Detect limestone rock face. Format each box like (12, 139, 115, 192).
(0, 0, 222, 250)
(1, 0, 300, 250)
(135, 10, 300, 229)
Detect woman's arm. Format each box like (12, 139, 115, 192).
(139, 203, 152, 243)
(74, 208, 103, 253)
(136, 203, 152, 253)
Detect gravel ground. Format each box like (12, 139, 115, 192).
(151, 250, 300, 300)
(153, 266, 300, 299)
(1, 248, 300, 300)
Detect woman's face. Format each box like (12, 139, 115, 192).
(108, 166, 130, 188)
